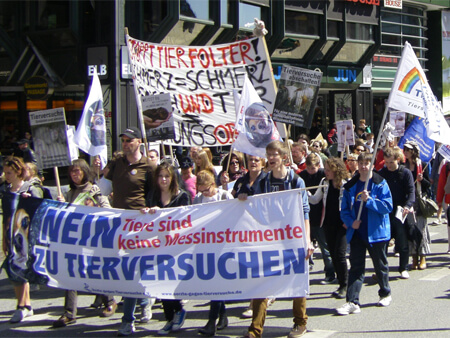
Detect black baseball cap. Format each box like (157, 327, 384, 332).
(180, 157, 194, 169)
(17, 139, 29, 145)
(119, 127, 142, 139)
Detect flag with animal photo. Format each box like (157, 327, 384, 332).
(233, 76, 281, 158)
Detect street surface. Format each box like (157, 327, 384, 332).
(0, 215, 449, 337)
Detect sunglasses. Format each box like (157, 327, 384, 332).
(121, 139, 133, 143)
(230, 160, 239, 165)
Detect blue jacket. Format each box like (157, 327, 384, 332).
(258, 169, 310, 220)
(340, 172, 393, 244)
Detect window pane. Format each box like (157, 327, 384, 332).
(285, 11, 319, 35)
(382, 22, 400, 34)
(334, 42, 370, 63)
(181, 0, 209, 20)
(327, 21, 339, 38)
(273, 38, 314, 59)
(347, 23, 372, 41)
(160, 21, 207, 45)
(239, 2, 261, 28)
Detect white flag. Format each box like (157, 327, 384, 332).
(233, 75, 281, 157)
(387, 42, 450, 145)
(73, 69, 107, 167)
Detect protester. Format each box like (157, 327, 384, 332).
(310, 139, 328, 163)
(404, 141, 431, 270)
(194, 150, 217, 178)
(297, 134, 310, 147)
(188, 170, 234, 336)
(240, 140, 314, 338)
(300, 153, 336, 285)
(309, 157, 350, 299)
(16, 139, 38, 165)
(290, 143, 308, 174)
(327, 122, 338, 145)
(436, 161, 450, 254)
(148, 149, 159, 168)
(142, 163, 190, 335)
(2, 156, 43, 323)
(217, 151, 245, 190)
(231, 155, 269, 319)
(337, 153, 393, 315)
(346, 153, 359, 177)
(364, 133, 375, 153)
(53, 159, 116, 327)
(104, 127, 155, 336)
(180, 156, 197, 201)
(378, 147, 415, 279)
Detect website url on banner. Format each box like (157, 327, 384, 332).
(162, 290, 242, 297)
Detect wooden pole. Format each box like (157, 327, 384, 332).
(54, 167, 62, 197)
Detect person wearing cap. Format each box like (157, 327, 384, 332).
(105, 127, 156, 336)
(403, 141, 431, 270)
(180, 156, 196, 201)
(16, 139, 38, 165)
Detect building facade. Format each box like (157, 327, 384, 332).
(0, 0, 448, 157)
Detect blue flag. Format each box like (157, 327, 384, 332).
(398, 117, 435, 162)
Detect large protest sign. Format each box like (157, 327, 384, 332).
(272, 65, 322, 129)
(29, 108, 71, 169)
(336, 119, 355, 152)
(125, 34, 277, 147)
(142, 93, 175, 142)
(5, 190, 309, 300)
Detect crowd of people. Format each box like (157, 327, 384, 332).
(1, 123, 449, 338)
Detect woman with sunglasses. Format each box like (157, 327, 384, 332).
(192, 170, 233, 336)
(217, 151, 245, 190)
(142, 162, 190, 335)
(2, 156, 43, 323)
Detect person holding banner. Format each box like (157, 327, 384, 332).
(187, 170, 234, 336)
(403, 141, 431, 270)
(105, 127, 155, 336)
(337, 153, 393, 315)
(308, 157, 350, 299)
(52, 159, 117, 328)
(2, 156, 43, 323)
(142, 162, 191, 335)
(240, 140, 314, 338)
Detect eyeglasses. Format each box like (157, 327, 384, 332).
(121, 138, 133, 143)
(230, 160, 239, 165)
(198, 185, 212, 194)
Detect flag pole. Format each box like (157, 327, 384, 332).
(124, 27, 149, 157)
(356, 105, 389, 221)
(54, 167, 62, 197)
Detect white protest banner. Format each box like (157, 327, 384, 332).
(29, 108, 71, 169)
(389, 111, 406, 137)
(125, 34, 277, 147)
(336, 119, 354, 152)
(272, 65, 322, 128)
(24, 190, 308, 300)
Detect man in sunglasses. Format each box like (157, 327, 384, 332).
(105, 126, 155, 336)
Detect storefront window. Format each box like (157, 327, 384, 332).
(273, 38, 315, 59)
(36, 1, 70, 30)
(161, 20, 209, 45)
